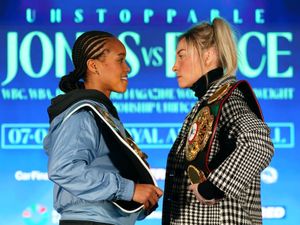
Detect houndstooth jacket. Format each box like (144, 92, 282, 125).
(162, 75, 274, 225)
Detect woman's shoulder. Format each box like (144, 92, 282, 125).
(56, 100, 105, 132)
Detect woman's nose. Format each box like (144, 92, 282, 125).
(172, 64, 177, 72)
(125, 62, 130, 73)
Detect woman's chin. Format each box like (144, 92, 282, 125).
(178, 82, 188, 89)
(114, 85, 127, 93)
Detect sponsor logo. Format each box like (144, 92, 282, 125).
(22, 204, 49, 225)
(261, 166, 278, 184)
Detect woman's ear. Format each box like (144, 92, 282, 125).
(204, 47, 219, 68)
(203, 50, 210, 67)
(87, 59, 100, 75)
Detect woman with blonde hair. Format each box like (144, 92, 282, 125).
(162, 18, 274, 224)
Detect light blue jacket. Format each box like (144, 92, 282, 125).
(44, 99, 143, 225)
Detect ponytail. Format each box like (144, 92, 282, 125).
(212, 18, 238, 76)
(59, 71, 84, 93)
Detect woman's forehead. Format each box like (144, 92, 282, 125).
(177, 38, 187, 49)
(177, 38, 195, 54)
(105, 38, 126, 54)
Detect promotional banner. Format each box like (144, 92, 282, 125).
(0, 0, 299, 224)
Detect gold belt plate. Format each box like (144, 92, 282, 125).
(207, 82, 231, 105)
(185, 106, 214, 161)
(187, 165, 207, 184)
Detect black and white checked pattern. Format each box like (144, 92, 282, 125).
(162, 76, 274, 225)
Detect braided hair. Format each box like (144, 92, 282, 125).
(59, 31, 114, 93)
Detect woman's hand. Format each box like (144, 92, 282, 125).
(188, 183, 217, 205)
(133, 184, 163, 210)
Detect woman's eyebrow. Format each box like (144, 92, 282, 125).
(176, 49, 186, 54)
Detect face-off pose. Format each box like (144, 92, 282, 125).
(162, 18, 274, 225)
(44, 31, 162, 225)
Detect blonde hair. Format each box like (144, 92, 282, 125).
(179, 17, 238, 76)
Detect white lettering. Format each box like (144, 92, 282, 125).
(15, 170, 49, 181)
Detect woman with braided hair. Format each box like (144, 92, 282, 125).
(44, 31, 162, 225)
(162, 18, 274, 224)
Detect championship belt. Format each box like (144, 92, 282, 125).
(185, 82, 232, 184)
(64, 102, 157, 214)
(95, 107, 148, 162)
(207, 82, 232, 105)
(186, 106, 214, 162)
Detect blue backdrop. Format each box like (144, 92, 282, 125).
(0, 0, 299, 224)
